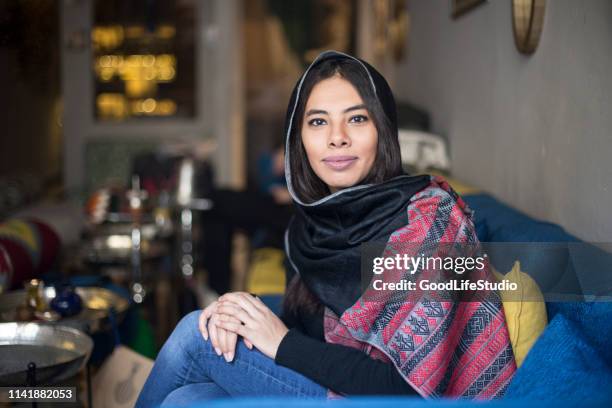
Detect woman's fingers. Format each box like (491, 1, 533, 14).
(208, 314, 222, 356)
(251, 295, 271, 313)
(207, 312, 244, 362)
(216, 303, 253, 326)
(204, 291, 270, 358)
(199, 294, 267, 361)
(220, 314, 239, 362)
(198, 302, 217, 341)
(199, 309, 208, 340)
(214, 300, 289, 360)
(215, 319, 247, 338)
(217, 318, 229, 360)
(231, 292, 269, 314)
(223, 329, 237, 362)
(218, 293, 265, 319)
(219, 313, 256, 359)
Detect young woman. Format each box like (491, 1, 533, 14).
(136, 51, 516, 407)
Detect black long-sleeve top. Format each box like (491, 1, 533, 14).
(274, 306, 419, 396)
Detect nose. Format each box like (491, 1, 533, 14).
(328, 122, 351, 148)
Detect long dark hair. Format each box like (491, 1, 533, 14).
(284, 57, 403, 316)
(288, 57, 403, 204)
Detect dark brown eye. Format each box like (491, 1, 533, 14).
(349, 115, 368, 123)
(308, 118, 326, 126)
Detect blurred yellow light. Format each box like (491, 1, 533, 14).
(92, 25, 124, 50)
(111, 55, 123, 67)
(95, 50, 179, 118)
(99, 55, 112, 67)
(143, 67, 156, 81)
(125, 25, 145, 39)
(121, 65, 140, 81)
(156, 54, 175, 67)
(128, 98, 176, 116)
(131, 100, 143, 113)
(142, 54, 155, 67)
(96, 54, 177, 82)
(97, 93, 128, 120)
(125, 80, 156, 98)
(156, 25, 176, 39)
(158, 100, 177, 115)
(157, 66, 176, 81)
(99, 68, 114, 81)
(142, 98, 157, 113)
(127, 55, 143, 67)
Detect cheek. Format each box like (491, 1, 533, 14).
(300, 131, 323, 167)
(357, 127, 379, 163)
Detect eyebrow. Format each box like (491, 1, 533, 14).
(305, 104, 367, 117)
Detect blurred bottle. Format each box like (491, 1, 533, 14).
(154, 190, 173, 237)
(25, 279, 46, 312)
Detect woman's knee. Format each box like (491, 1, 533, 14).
(176, 310, 202, 333)
(165, 310, 207, 351)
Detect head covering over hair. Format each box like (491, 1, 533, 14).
(283, 50, 430, 314)
(283, 50, 403, 206)
(283, 51, 515, 399)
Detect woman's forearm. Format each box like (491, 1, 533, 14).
(275, 328, 419, 396)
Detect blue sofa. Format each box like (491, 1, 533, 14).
(196, 396, 609, 408)
(463, 194, 612, 400)
(181, 192, 612, 407)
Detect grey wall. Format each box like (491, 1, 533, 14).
(396, 0, 612, 241)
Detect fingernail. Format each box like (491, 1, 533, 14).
(215, 347, 221, 356)
(228, 352, 234, 361)
(223, 353, 230, 362)
(203, 333, 208, 341)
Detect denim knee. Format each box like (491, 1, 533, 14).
(165, 310, 209, 354)
(176, 310, 202, 333)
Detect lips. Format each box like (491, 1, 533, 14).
(322, 155, 358, 170)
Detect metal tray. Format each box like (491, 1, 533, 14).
(0, 322, 93, 386)
(0, 287, 130, 333)
(81, 236, 168, 264)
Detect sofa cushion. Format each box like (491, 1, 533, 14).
(505, 302, 612, 400)
(493, 261, 548, 368)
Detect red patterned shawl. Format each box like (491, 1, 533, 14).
(323, 176, 516, 399)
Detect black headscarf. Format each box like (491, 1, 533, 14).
(284, 51, 431, 316)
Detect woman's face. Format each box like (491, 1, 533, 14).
(300, 75, 378, 193)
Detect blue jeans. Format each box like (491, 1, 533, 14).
(135, 310, 327, 407)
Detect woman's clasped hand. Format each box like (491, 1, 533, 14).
(198, 292, 289, 362)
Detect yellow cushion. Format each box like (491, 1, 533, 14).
(493, 260, 548, 367)
(246, 248, 286, 295)
(428, 170, 481, 196)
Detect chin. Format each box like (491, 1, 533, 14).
(323, 175, 363, 191)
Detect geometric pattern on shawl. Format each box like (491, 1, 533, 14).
(323, 176, 516, 399)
